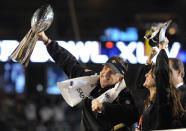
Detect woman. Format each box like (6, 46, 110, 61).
(137, 39, 184, 130)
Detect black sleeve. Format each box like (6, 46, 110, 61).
(46, 41, 95, 78)
(136, 65, 151, 89)
(155, 49, 170, 105)
(180, 86, 186, 110)
(182, 111, 186, 127)
(102, 88, 139, 126)
(132, 65, 151, 115)
(182, 93, 186, 110)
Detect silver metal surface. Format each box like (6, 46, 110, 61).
(31, 4, 54, 33)
(10, 5, 54, 67)
(144, 20, 172, 43)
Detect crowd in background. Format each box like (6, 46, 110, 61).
(0, 92, 81, 131)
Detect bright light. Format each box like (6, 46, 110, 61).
(105, 41, 114, 48)
(0, 40, 19, 61)
(0, 40, 183, 64)
(167, 42, 181, 58)
(116, 41, 137, 64)
(178, 51, 186, 63)
(88, 41, 108, 63)
(136, 42, 148, 64)
(101, 27, 138, 42)
(30, 41, 51, 62)
(76, 41, 90, 63)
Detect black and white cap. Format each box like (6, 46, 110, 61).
(105, 56, 128, 78)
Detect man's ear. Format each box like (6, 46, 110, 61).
(119, 77, 124, 82)
(177, 69, 182, 76)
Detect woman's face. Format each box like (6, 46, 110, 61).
(143, 69, 156, 88)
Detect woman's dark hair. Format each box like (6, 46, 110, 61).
(143, 65, 156, 109)
(144, 65, 184, 118)
(169, 69, 185, 118)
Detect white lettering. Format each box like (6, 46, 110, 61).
(167, 42, 181, 58)
(0, 40, 182, 64)
(116, 41, 137, 64)
(30, 41, 51, 62)
(0, 40, 19, 61)
(87, 41, 108, 63)
(136, 42, 148, 64)
(57, 41, 108, 63)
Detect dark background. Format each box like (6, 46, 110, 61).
(0, 0, 186, 41)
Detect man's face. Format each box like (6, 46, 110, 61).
(169, 60, 179, 83)
(143, 69, 156, 88)
(99, 65, 122, 88)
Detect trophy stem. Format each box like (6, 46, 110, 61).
(23, 34, 39, 67)
(17, 29, 36, 61)
(10, 24, 40, 67)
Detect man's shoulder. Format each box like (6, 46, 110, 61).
(118, 88, 132, 97)
(179, 84, 186, 91)
(179, 85, 186, 97)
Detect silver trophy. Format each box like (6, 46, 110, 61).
(10, 4, 54, 67)
(144, 20, 172, 47)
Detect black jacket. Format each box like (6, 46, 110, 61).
(46, 41, 139, 131)
(182, 111, 186, 127)
(178, 85, 186, 127)
(137, 49, 175, 130)
(178, 84, 186, 110)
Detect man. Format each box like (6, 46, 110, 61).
(169, 58, 186, 128)
(169, 58, 186, 110)
(38, 32, 139, 131)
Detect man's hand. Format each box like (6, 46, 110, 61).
(159, 37, 169, 50)
(146, 48, 158, 65)
(92, 100, 104, 112)
(38, 32, 52, 45)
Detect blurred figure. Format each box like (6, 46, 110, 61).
(39, 105, 53, 124)
(53, 101, 65, 131)
(169, 58, 186, 128)
(25, 101, 37, 121)
(24, 101, 37, 130)
(36, 122, 48, 131)
(14, 99, 27, 130)
(169, 58, 186, 109)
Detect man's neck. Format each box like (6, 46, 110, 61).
(174, 78, 183, 88)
